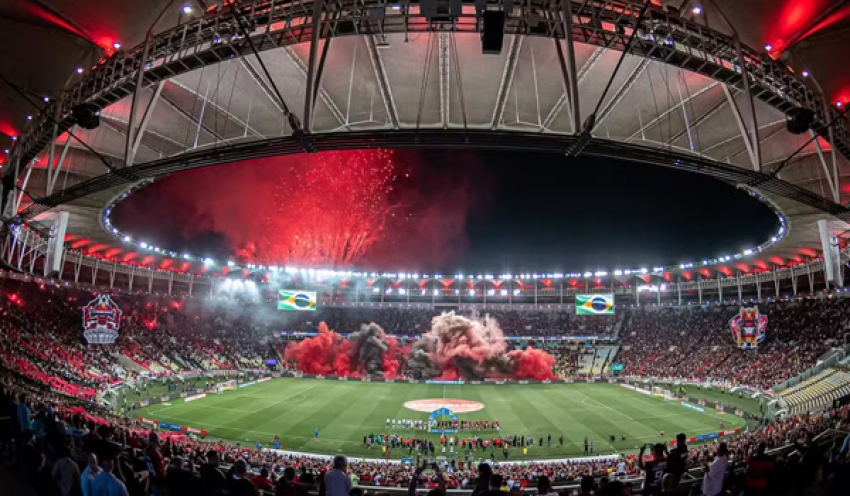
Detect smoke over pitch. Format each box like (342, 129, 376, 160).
(285, 312, 555, 381)
(284, 321, 405, 378)
(409, 312, 555, 381)
(110, 150, 479, 269)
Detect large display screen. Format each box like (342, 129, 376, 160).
(278, 290, 317, 311)
(576, 294, 615, 315)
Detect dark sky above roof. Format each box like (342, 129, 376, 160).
(111, 149, 779, 272)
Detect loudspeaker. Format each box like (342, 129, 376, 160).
(786, 107, 815, 135)
(482, 11, 505, 54)
(72, 104, 100, 130)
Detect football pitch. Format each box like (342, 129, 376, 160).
(137, 379, 747, 460)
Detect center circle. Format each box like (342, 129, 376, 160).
(403, 399, 485, 413)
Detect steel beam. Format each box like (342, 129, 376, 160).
(733, 35, 761, 171)
(169, 76, 265, 138)
(283, 46, 346, 129)
(592, 58, 649, 131)
(811, 130, 840, 203)
(629, 82, 719, 142)
(722, 84, 759, 171)
(491, 36, 523, 130)
(559, 0, 581, 133)
(47, 131, 75, 196)
(542, 47, 603, 131)
(10, 0, 850, 175)
(303, 0, 325, 132)
(366, 35, 400, 129)
(160, 91, 226, 144)
(128, 81, 165, 167)
(438, 33, 450, 129)
(125, 31, 154, 168)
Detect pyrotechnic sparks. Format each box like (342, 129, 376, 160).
(111, 149, 478, 269)
(236, 150, 399, 267)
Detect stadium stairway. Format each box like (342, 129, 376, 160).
(117, 353, 148, 374)
(780, 368, 850, 414)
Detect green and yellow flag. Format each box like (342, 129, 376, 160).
(576, 294, 615, 315)
(278, 290, 317, 311)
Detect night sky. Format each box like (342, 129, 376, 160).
(112, 149, 779, 272)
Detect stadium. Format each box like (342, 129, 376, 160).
(2, 1, 850, 496)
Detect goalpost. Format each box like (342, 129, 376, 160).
(217, 379, 237, 394)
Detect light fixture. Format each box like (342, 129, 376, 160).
(691, 5, 702, 15)
(76, 67, 83, 74)
(182, 4, 193, 14)
(113, 42, 121, 50)
(764, 44, 773, 52)
(801, 70, 810, 77)
(43, 96, 49, 102)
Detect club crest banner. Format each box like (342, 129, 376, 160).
(83, 294, 122, 344)
(729, 306, 767, 349)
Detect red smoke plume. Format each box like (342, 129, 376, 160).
(284, 322, 341, 375)
(507, 346, 556, 380)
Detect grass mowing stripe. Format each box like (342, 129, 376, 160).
(137, 379, 745, 460)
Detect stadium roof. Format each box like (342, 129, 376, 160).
(3, 0, 850, 279)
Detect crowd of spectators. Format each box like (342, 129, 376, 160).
(3, 276, 850, 494)
(3, 359, 850, 496)
(3, 276, 850, 400)
(617, 299, 850, 389)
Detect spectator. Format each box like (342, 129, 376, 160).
(745, 441, 775, 496)
(226, 459, 258, 496)
(81, 453, 101, 496)
(199, 450, 226, 496)
(52, 443, 81, 496)
(322, 455, 352, 496)
(639, 443, 668, 495)
(536, 475, 557, 496)
(471, 463, 492, 496)
(666, 433, 688, 482)
(660, 474, 678, 495)
(578, 475, 594, 496)
(276, 467, 308, 496)
(145, 432, 166, 495)
(701, 442, 729, 496)
(252, 468, 273, 492)
(92, 457, 129, 496)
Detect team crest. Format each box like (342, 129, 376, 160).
(83, 294, 122, 344)
(729, 306, 767, 350)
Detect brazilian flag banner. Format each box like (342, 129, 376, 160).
(576, 294, 615, 315)
(278, 290, 317, 311)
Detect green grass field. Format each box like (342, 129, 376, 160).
(136, 379, 746, 460)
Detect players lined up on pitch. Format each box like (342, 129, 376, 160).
(365, 433, 573, 458)
(386, 419, 502, 430)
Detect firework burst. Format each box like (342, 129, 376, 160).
(236, 150, 399, 267)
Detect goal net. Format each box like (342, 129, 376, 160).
(217, 379, 237, 394)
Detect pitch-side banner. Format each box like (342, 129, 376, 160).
(278, 290, 317, 311)
(576, 294, 615, 315)
(729, 306, 768, 349)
